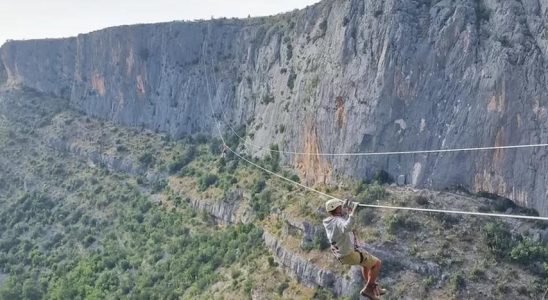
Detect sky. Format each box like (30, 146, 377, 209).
(0, 0, 320, 45)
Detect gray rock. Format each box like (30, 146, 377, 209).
(0, 60, 6, 85)
(532, 232, 541, 243)
(397, 175, 405, 186)
(542, 229, 548, 243)
(188, 190, 246, 224)
(2, 0, 548, 216)
(263, 231, 361, 297)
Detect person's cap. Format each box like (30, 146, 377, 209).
(325, 199, 345, 212)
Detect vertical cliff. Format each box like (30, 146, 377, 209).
(2, 0, 548, 215)
(0, 57, 6, 85)
(0, 38, 76, 97)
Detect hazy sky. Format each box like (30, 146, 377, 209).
(0, 0, 320, 44)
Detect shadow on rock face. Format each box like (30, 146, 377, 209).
(0, 61, 6, 85)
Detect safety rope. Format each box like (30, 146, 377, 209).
(214, 112, 548, 156)
(223, 144, 548, 221)
(201, 26, 548, 222)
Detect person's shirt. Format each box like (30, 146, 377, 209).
(322, 214, 355, 258)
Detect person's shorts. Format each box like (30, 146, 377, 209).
(339, 250, 380, 269)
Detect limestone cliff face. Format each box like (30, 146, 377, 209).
(2, 0, 548, 215)
(0, 58, 6, 85)
(1, 38, 76, 97)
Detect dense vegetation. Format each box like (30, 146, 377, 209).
(0, 169, 265, 299)
(0, 89, 273, 299)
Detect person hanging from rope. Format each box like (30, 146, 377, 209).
(220, 143, 228, 158)
(323, 199, 386, 300)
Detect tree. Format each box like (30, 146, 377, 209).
(22, 279, 43, 300)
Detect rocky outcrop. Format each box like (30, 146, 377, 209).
(263, 230, 362, 297)
(2, 0, 548, 215)
(187, 190, 251, 224)
(45, 136, 162, 180)
(282, 213, 326, 248)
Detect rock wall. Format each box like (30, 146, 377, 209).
(0, 38, 76, 97)
(0, 57, 6, 85)
(188, 190, 250, 224)
(2, 0, 548, 215)
(263, 231, 362, 297)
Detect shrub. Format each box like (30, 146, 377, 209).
(193, 134, 208, 144)
(385, 213, 419, 234)
(116, 145, 127, 152)
(286, 43, 293, 60)
(152, 179, 167, 193)
(277, 281, 289, 296)
(252, 179, 266, 195)
(263, 145, 280, 171)
(313, 231, 330, 250)
(353, 180, 368, 194)
(84, 235, 96, 247)
(287, 70, 297, 90)
(208, 139, 222, 155)
(312, 287, 333, 300)
(433, 213, 460, 229)
(373, 170, 393, 184)
(470, 266, 486, 280)
(481, 222, 513, 259)
(261, 94, 275, 105)
(423, 276, 436, 290)
(415, 195, 429, 206)
(231, 269, 241, 279)
(319, 20, 328, 32)
(342, 16, 350, 27)
(510, 238, 548, 265)
(357, 207, 376, 225)
(374, 9, 383, 18)
(288, 173, 300, 183)
(226, 160, 238, 173)
(355, 183, 387, 203)
(168, 146, 196, 174)
(138, 152, 155, 168)
(267, 256, 278, 267)
(451, 272, 466, 292)
(251, 189, 272, 220)
(198, 174, 218, 192)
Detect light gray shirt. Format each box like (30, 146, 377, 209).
(322, 214, 355, 258)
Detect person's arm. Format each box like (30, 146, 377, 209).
(340, 202, 359, 233)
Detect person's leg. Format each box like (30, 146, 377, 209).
(362, 266, 371, 285)
(340, 252, 379, 298)
(359, 253, 384, 297)
(368, 260, 381, 285)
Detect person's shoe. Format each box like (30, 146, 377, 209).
(371, 283, 386, 295)
(360, 286, 380, 300)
